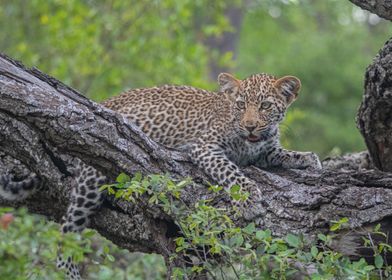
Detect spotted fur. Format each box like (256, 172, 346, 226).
(61, 159, 106, 234)
(0, 173, 41, 200)
(0, 72, 321, 279)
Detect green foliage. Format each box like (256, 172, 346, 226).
(0, 207, 165, 280)
(106, 173, 392, 279)
(0, 0, 232, 100)
(0, 207, 86, 279)
(2, 179, 392, 279)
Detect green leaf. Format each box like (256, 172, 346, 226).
(211, 244, 222, 254)
(234, 234, 244, 247)
(242, 223, 256, 234)
(107, 187, 115, 195)
(116, 173, 130, 183)
(175, 237, 185, 246)
(339, 217, 349, 224)
(177, 179, 190, 188)
(318, 233, 327, 242)
(173, 268, 184, 278)
(99, 184, 112, 191)
(83, 230, 95, 239)
(133, 172, 142, 182)
(311, 246, 318, 258)
(208, 185, 223, 193)
(230, 185, 240, 194)
(115, 189, 124, 198)
(375, 254, 384, 269)
(330, 223, 340, 232)
(364, 265, 375, 271)
(175, 246, 185, 253)
(255, 231, 264, 240)
(285, 234, 300, 248)
(191, 266, 203, 273)
(106, 254, 115, 262)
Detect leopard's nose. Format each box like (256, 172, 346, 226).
(245, 125, 257, 133)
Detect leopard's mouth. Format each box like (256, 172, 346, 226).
(246, 134, 262, 143)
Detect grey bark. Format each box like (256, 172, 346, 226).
(1, 52, 392, 269)
(349, 0, 392, 21)
(357, 38, 392, 172)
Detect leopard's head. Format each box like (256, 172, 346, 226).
(218, 72, 301, 143)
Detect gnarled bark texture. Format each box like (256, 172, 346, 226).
(357, 38, 392, 172)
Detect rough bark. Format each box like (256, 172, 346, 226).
(349, 0, 392, 21)
(1, 53, 392, 268)
(357, 38, 392, 172)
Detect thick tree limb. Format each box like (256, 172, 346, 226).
(357, 38, 392, 172)
(349, 0, 392, 21)
(1, 53, 392, 266)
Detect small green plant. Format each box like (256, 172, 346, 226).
(103, 173, 392, 279)
(0, 207, 166, 280)
(0, 207, 92, 280)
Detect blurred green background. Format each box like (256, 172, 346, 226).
(1, 0, 390, 157)
(1, 0, 391, 279)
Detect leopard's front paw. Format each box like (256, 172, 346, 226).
(304, 152, 322, 170)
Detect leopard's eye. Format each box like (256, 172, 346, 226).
(236, 101, 245, 109)
(260, 101, 272, 110)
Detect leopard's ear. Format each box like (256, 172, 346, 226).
(274, 76, 301, 105)
(218, 73, 240, 97)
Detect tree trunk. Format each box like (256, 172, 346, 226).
(1, 52, 392, 267)
(350, 0, 392, 175)
(357, 38, 392, 172)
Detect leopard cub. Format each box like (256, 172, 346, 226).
(102, 72, 322, 201)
